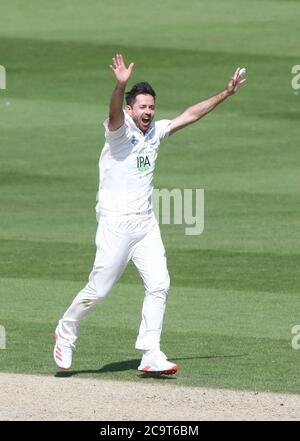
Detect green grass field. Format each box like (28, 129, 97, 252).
(1, 0, 300, 393)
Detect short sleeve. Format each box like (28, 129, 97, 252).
(103, 119, 127, 139)
(155, 119, 172, 141)
(102, 111, 131, 146)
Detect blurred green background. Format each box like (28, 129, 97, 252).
(0, 0, 299, 393)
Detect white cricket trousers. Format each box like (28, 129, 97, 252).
(56, 212, 170, 352)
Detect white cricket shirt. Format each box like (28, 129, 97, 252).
(96, 111, 171, 217)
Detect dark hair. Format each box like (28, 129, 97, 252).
(125, 82, 156, 106)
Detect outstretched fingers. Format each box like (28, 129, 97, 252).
(233, 67, 241, 82)
(128, 62, 135, 74)
(114, 54, 125, 68)
(117, 54, 125, 66)
(109, 53, 134, 82)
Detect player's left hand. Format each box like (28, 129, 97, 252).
(227, 67, 246, 95)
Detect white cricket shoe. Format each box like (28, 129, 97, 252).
(138, 349, 178, 375)
(53, 332, 74, 370)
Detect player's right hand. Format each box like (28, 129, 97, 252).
(109, 54, 134, 85)
(227, 67, 246, 95)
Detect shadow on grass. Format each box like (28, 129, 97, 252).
(172, 354, 248, 362)
(54, 353, 247, 379)
(55, 358, 140, 378)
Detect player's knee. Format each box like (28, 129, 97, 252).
(91, 272, 113, 300)
(148, 272, 170, 296)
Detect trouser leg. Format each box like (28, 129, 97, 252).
(56, 217, 131, 347)
(132, 219, 170, 351)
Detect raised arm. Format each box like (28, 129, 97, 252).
(108, 54, 134, 131)
(169, 67, 246, 135)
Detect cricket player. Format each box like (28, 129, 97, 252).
(53, 54, 245, 374)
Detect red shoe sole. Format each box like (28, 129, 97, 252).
(141, 365, 178, 375)
(157, 366, 178, 375)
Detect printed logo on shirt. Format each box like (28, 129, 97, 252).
(137, 155, 151, 172)
(131, 136, 139, 146)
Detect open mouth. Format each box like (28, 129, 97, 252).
(141, 117, 151, 126)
